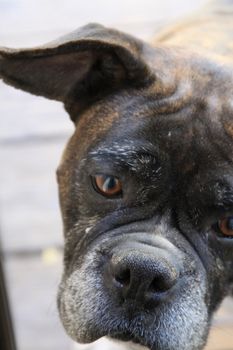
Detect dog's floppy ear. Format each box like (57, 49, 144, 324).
(0, 23, 154, 121)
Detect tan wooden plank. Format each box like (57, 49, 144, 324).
(205, 326, 233, 350)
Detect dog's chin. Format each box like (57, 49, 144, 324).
(73, 337, 149, 350)
(107, 337, 149, 350)
(59, 300, 209, 350)
(108, 333, 149, 349)
(82, 332, 147, 348)
(71, 330, 153, 350)
(60, 310, 208, 350)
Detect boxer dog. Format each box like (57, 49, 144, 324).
(0, 0, 233, 349)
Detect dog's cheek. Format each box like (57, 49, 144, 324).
(57, 275, 100, 343)
(57, 252, 111, 343)
(157, 284, 209, 350)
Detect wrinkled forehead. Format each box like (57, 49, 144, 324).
(59, 80, 233, 221)
(73, 82, 232, 147)
(66, 52, 233, 164)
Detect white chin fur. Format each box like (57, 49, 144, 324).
(72, 337, 148, 350)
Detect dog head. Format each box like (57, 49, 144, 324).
(1, 24, 233, 350)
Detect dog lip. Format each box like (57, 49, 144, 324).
(110, 332, 142, 345)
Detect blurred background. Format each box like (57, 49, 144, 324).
(0, 0, 233, 349)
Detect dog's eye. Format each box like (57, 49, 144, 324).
(214, 216, 233, 238)
(92, 174, 122, 198)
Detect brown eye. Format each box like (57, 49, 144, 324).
(217, 216, 233, 237)
(92, 174, 122, 198)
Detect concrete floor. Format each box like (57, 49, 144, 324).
(0, 0, 233, 349)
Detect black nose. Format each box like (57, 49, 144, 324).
(106, 248, 179, 304)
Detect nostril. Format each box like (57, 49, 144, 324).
(114, 268, 131, 287)
(148, 277, 169, 294)
(148, 275, 176, 294)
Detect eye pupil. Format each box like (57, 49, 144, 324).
(103, 177, 117, 192)
(93, 174, 122, 198)
(215, 216, 233, 238)
(226, 217, 233, 230)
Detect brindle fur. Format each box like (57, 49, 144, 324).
(1, 1, 233, 350)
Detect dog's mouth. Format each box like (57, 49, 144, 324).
(58, 232, 209, 350)
(111, 332, 141, 343)
(108, 329, 150, 349)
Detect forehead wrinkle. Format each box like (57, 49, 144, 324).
(90, 143, 137, 158)
(89, 139, 162, 163)
(88, 141, 161, 173)
(212, 182, 233, 208)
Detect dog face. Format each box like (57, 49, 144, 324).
(1, 24, 233, 350)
